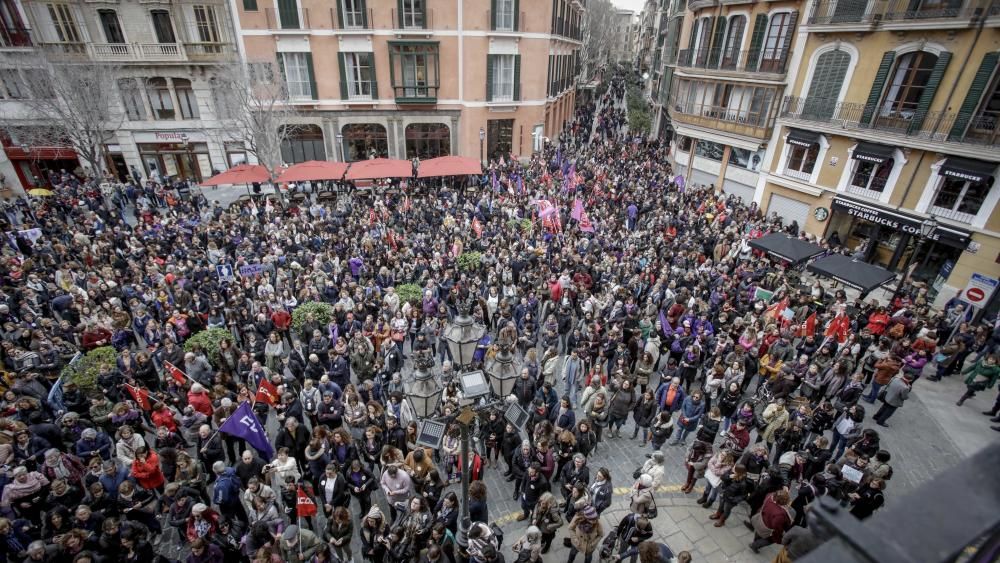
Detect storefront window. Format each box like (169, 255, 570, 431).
(694, 139, 724, 161)
(850, 159, 893, 193)
(138, 142, 212, 182)
(280, 124, 325, 164)
(676, 136, 692, 152)
(405, 123, 449, 159)
(342, 123, 388, 161)
(487, 119, 513, 160)
(731, 147, 764, 171)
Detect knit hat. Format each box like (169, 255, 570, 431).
(192, 503, 207, 514)
(582, 505, 598, 520)
(366, 506, 383, 520)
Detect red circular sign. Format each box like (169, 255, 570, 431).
(967, 287, 986, 302)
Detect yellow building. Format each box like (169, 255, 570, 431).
(754, 0, 1000, 312)
(233, 0, 583, 162)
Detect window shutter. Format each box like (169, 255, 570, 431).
(514, 54, 521, 101)
(486, 54, 495, 101)
(546, 54, 552, 97)
(745, 14, 768, 72)
(277, 54, 287, 85)
(491, 0, 497, 30)
(802, 49, 850, 119)
(860, 51, 895, 125)
(686, 19, 697, 51)
(368, 53, 378, 98)
(305, 52, 317, 100)
(397, 0, 403, 27)
(513, 0, 519, 31)
(360, 0, 368, 28)
(907, 51, 951, 133)
(707, 16, 726, 69)
(334, 0, 342, 27)
(779, 11, 798, 73)
(949, 51, 999, 139)
(338, 52, 349, 99)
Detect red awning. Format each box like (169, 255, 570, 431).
(416, 156, 483, 178)
(344, 158, 413, 180)
(200, 164, 272, 186)
(276, 161, 348, 183)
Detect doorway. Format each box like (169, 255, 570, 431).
(487, 119, 513, 161)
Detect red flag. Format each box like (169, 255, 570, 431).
(824, 314, 851, 343)
(125, 384, 151, 411)
(163, 361, 188, 386)
(296, 486, 317, 517)
(579, 210, 595, 233)
(798, 312, 817, 338)
(471, 217, 483, 238)
(764, 297, 789, 322)
(368, 209, 376, 226)
(255, 379, 279, 406)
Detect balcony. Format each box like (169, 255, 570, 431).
(330, 7, 373, 29)
(391, 85, 438, 104)
(89, 42, 185, 61)
(677, 47, 790, 77)
(670, 102, 775, 139)
(780, 96, 1000, 148)
(390, 8, 434, 32)
(38, 42, 89, 61)
(0, 26, 32, 48)
(264, 7, 310, 30)
(688, 0, 718, 9)
(807, 0, 987, 27)
(184, 42, 236, 61)
(486, 8, 525, 32)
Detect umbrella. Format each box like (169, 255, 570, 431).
(27, 188, 53, 197)
(344, 158, 413, 181)
(807, 254, 896, 294)
(200, 164, 272, 186)
(748, 233, 825, 266)
(416, 156, 483, 178)
(277, 161, 348, 183)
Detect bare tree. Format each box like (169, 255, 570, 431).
(211, 61, 302, 180)
(581, 0, 619, 81)
(1, 57, 123, 178)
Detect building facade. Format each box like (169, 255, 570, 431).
(234, 0, 584, 164)
(641, 0, 683, 141)
(0, 0, 241, 190)
(754, 0, 1000, 310)
(667, 0, 804, 204)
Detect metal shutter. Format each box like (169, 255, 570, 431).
(723, 180, 755, 204)
(767, 193, 811, 231)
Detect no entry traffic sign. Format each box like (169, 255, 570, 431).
(961, 273, 999, 308)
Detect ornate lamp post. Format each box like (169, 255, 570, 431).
(891, 216, 938, 301)
(404, 354, 441, 419)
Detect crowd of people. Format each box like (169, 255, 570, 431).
(0, 67, 996, 563)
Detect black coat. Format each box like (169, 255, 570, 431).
(319, 473, 351, 507)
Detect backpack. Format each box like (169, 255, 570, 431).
(213, 473, 241, 505)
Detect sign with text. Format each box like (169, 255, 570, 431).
(960, 273, 998, 308)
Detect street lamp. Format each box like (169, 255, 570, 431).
(891, 216, 938, 301)
(443, 300, 486, 369)
(485, 334, 519, 398)
(479, 127, 486, 167)
(335, 133, 346, 162)
(404, 359, 442, 419)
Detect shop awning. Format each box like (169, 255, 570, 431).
(807, 254, 896, 293)
(939, 157, 997, 184)
(345, 158, 413, 180)
(277, 161, 348, 183)
(831, 195, 972, 250)
(416, 156, 483, 178)
(852, 142, 895, 164)
(200, 164, 272, 186)
(786, 129, 821, 148)
(748, 232, 826, 266)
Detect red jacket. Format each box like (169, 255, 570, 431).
(131, 450, 165, 490)
(272, 310, 291, 330)
(187, 391, 214, 417)
(866, 312, 890, 335)
(151, 408, 179, 432)
(759, 493, 793, 543)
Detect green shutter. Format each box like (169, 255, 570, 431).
(360, 0, 368, 27)
(802, 49, 850, 119)
(277, 0, 298, 28)
(243, 0, 257, 11)
(397, 0, 403, 27)
(513, 0, 520, 31)
(950, 52, 999, 139)
(860, 51, 895, 125)
(686, 19, 697, 52)
(908, 51, 951, 133)
(277, 54, 287, 85)
(368, 53, 378, 98)
(338, 52, 348, 100)
(491, 0, 497, 29)
(745, 14, 768, 72)
(707, 16, 726, 69)
(778, 11, 798, 73)
(546, 55, 552, 97)
(305, 52, 317, 100)
(486, 54, 495, 101)
(513, 54, 521, 101)
(334, 0, 342, 27)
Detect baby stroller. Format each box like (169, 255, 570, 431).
(599, 526, 619, 563)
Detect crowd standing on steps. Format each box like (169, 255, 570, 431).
(0, 67, 995, 563)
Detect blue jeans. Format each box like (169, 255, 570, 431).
(700, 482, 719, 507)
(829, 429, 849, 461)
(864, 382, 883, 403)
(565, 374, 578, 406)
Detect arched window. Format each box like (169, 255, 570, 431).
(341, 123, 388, 161)
(405, 123, 450, 159)
(802, 49, 851, 119)
(280, 124, 325, 164)
(877, 51, 937, 128)
(720, 15, 745, 70)
(759, 12, 792, 72)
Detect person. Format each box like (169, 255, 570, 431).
(873, 374, 913, 427)
(512, 526, 543, 563)
(531, 492, 563, 554)
(517, 462, 550, 521)
(848, 478, 886, 519)
(280, 524, 323, 562)
(749, 490, 794, 553)
(615, 513, 653, 563)
(955, 354, 999, 407)
(708, 464, 752, 527)
(567, 505, 603, 563)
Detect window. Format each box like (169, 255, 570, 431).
(248, 62, 276, 84)
(280, 124, 325, 163)
(786, 143, 818, 176)
(731, 147, 764, 171)
(276, 0, 299, 29)
(118, 78, 146, 120)
(495, 0, 514, 31)
(1, 0, 32, 47)
(850, 158, 893, 193)
(0, 68, 25, 99)
(486, 119, 513, 160)
(877, 51, 937, 128)
(400, 0, 423, 28)
(491, 54, 514, 102)
(341, 0, 365, 28)
(193, 6, 220, 43)
(405, 123, 450, 159)
(342, 123, 388, 161)
(98, 10, 124, 43)
(242, 0, 257, 12)
(47, 3, 80, 43)
(150, 10, 176, 43)
(146, 77, 175, 120)
(677, 136, 693, 152)
(344, 52, 374, 99)
(969, 76, 1000, 144)
(281, 52, 313, 100)
(759, 13, 791, 72)
(22, 69, 53, 98)
(694, 139, 724, 161)
(693, 17, 712, 66)
(720, 16, 745, 70)
(175, 78, 199, 119)
(802, 49, 851, 120)
(932, 176, 993, 221)
(390, 42, 439, 100)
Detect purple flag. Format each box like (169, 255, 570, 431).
(491, 171, 499, 191)
(674, 174, 685, 191)
(219, 401, 274, 461)
(571, 199, 584, 221)
(517, 175, 524, 194)
(659, 308, 673, 338)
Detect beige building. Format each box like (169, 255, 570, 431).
(754, 0, 1000, 313)
(233, 0, 584, 163)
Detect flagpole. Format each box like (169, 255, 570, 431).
(297, 514, 303, 560)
